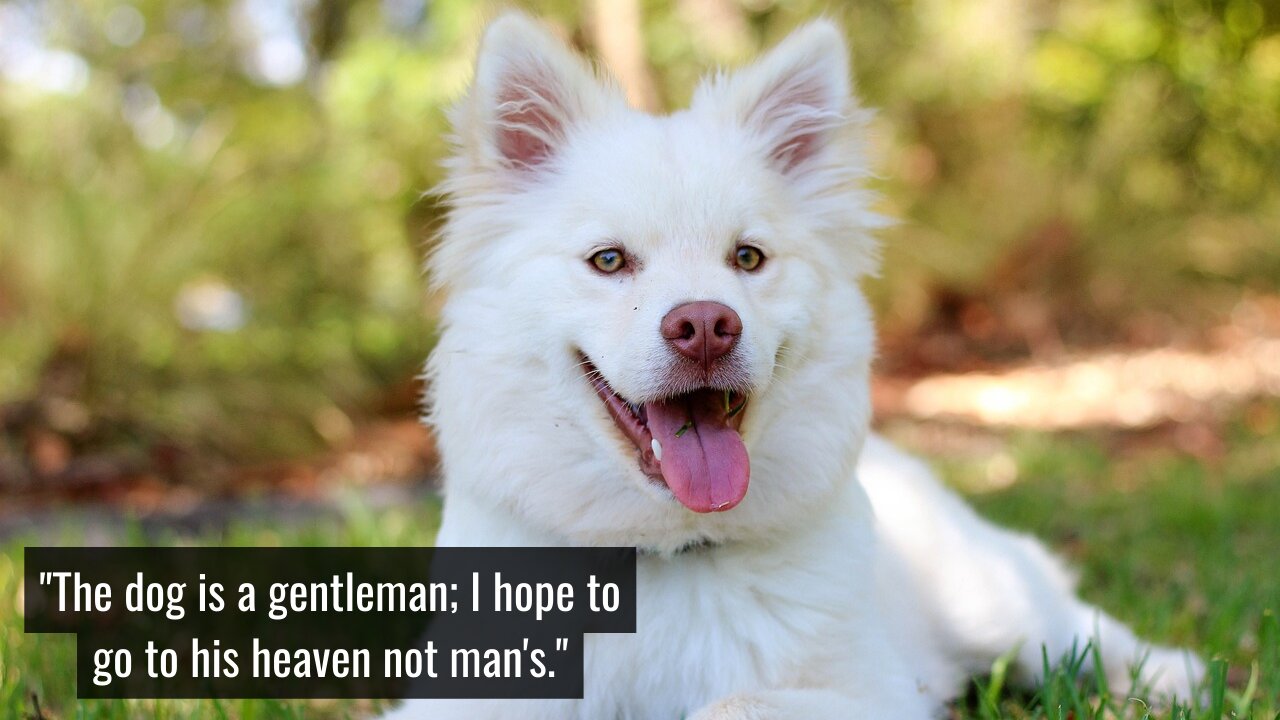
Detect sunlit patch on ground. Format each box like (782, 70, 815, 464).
(879, 299, 1280, 431)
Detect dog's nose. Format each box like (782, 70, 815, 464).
(661, 301, 742, 368)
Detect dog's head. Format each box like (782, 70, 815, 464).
(429, 14, 882, 552)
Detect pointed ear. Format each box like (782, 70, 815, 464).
(694, 20, 853, 174)
(455, 12, 621, 173)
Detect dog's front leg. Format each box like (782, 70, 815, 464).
(690, 688, 931, 720)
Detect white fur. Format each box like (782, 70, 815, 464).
(386, 13, 1204, 719)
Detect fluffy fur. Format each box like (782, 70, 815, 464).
(385, 13, 1203, 719)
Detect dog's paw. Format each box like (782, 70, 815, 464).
(688, 695, 771, 720)
(1120, 645, 1207, 704)
(688, 688, 914, 720)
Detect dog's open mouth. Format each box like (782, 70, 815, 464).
(582, 358, 750, 513)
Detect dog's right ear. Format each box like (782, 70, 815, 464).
(454, 13, 621, 174)
(691, 20, 854, 178)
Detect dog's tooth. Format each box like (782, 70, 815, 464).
(650, 438, 663, 462)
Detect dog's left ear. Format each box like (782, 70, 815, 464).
(693, 20, 853, 176)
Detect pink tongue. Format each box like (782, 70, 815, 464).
(644, 390, 749, 513)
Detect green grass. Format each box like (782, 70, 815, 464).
(0, 495, 442, 720)
(2, 410, 1278, 718)
(898, 404, 1280, 719)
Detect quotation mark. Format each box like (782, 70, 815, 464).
(546, 638, 569, 678)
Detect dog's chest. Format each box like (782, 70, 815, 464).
(576, 549, 857, 719)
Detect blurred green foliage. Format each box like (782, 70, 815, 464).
(1, 0, 1276, 459)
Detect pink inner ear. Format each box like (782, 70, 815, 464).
(494, 68, 566, 170)
(751, 71, 838, 173)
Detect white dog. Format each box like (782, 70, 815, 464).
(385, 13, 1204, 719)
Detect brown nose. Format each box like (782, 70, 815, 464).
(661, 301, 743, 368)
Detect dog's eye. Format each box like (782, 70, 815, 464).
(589, 248, 626, 274)
(734, 245, 765, 272)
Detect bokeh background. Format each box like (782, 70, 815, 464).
(2, 1, 1280, 717)
(2, 0, 1278, 498)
